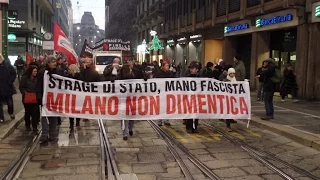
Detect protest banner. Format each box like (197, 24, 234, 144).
(42, 71, 251, 120)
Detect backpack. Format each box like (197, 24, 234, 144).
(270, 68, 283, 84)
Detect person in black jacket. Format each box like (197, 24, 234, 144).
(20, 65, 39, 133)
(280, 64, 299, 102)
(0, 55, 16, 123)
(256, 61, 268, 101)
(153, 61, 174, 126)
(36, 55, 65, 143)
(261, 58, 277, 120)
(185, 61, 201, 133)
(67, 64, 81, 130)
(79, 58, 100, 82)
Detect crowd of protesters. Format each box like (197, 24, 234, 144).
(0, 53, 300, 143)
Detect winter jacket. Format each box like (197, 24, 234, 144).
(14, 59, 25, 70)
(262, 64, 277, 93)
(36, 67, 65, 104)
(256, 67, 267, 82)
(280, 69, 298, 96)
(79, 66, 100, 82)
(19, 75, 37, 104)
(0, 61, 17, 96)
(199, 68, 220, 79)
(234, 61, 246, 81)
(103, 65, 120, 82)
(153, 69, 174, 78)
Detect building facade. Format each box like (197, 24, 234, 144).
(52, 0, 69, 36)
(66, 0, 73, 45)
(105, 0, 139, 42)
(132, 0, 320, 100)
(73, 12, 105, 55)
(7, 0, 54, 64)
(133, 0, 165, 63)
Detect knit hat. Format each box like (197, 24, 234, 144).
(228, 68, 236, 75)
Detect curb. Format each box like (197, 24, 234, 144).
(247, 115, 320, 151)
(0, 109, 25, 141)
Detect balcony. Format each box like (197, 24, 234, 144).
(148, 1, 164, 18)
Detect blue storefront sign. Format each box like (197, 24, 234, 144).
(256, 14, 293, 28)
(224, 23, 249, 34)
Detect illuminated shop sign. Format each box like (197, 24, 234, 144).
(8, 34, 17, 41)
(8, 16, 25, 28)
(177, 37, 186, 42)
(224, 23, 249, 34)
(316, 6, 320, 17)
(167, 39, 174, 44)
(256, 14, 293, 28)
(189, 35, 202, 39)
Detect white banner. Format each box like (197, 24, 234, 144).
(42, 71, 251, 120)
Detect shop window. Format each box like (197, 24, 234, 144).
(247, 0, 261, 8)
(216, 0, 226, 17)
(229, 0, 240, 13)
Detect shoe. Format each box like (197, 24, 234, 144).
(192, 129, 199, 133)
(292, 99, 300, 103)
(164, 122, 171, 126)
(261, 116, 270, 120)
(226, 127, 233, 132)
(10, 114, 15, 120)
(186, 129, 193, 134)
(129, 131, 133, 136)
(123, 136, 128, 141)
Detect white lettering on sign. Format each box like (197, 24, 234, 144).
(8, 19, 25, 28)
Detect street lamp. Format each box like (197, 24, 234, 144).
(77, 26, 80, 30)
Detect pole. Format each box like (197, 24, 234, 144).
(2, 3, 8, 60)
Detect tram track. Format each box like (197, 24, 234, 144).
(98, 119, 121, 180)
(201, 121, 319, 180)
(148, 120, 221, 180)
(0, 131, 41, 180)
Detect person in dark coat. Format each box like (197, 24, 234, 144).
(79, 58, 100, 82)
(103, 57, 121, 82)
(36, 55, 65, 143)
(14, 55, 25, 83)
(19, 65, 39, 133)
(0, 55, 16, 123)
(199, 62, 220, 79)
(280, 64, 299, 102)
(67, 64, 81, 130)
(261, 58, 277, 120)
(185, 61, 201, 133)
(256, 61, 268, 101)
(153, 61, 175, 126)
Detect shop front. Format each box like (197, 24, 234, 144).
(188, 34, 203, 63)
(223, 9, 299, 89)
(176, 37, 188, 66)
(7, 10, 43, 64)
(165, 39, 175, 64)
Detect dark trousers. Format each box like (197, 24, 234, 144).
(226, 119, 232, 128)
(186, 119, 198, 130)
(0, 96, 14, 120)
(264, 92, 274, 118)
(69, 118, 80, 128)
(281, 89, 298, 99)
(17, 70, 23, 83)
(24, 104, 40, 129)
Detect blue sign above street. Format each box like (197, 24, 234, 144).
(224, 24, 249, 34)
(256, 14, 293, 28)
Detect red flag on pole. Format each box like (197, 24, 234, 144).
(26, 51, 33, 68)
(54, 23, 78, 65)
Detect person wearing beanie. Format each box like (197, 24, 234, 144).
(36, 55, 65, 144)
(233, 56, 246, 81)
(223, 68, 237, 131)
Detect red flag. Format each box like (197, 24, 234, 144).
(54, 23, 78, 65)
(26, 51, 33, 68)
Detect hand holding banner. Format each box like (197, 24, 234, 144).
(42, 72, 251, 120)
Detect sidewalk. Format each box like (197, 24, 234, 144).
(0, 81, 25, 140)
(248, 92, 320, 151)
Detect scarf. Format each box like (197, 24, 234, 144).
(227, 75, 237, 82)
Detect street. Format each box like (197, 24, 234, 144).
(0, 89, 319, 179)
